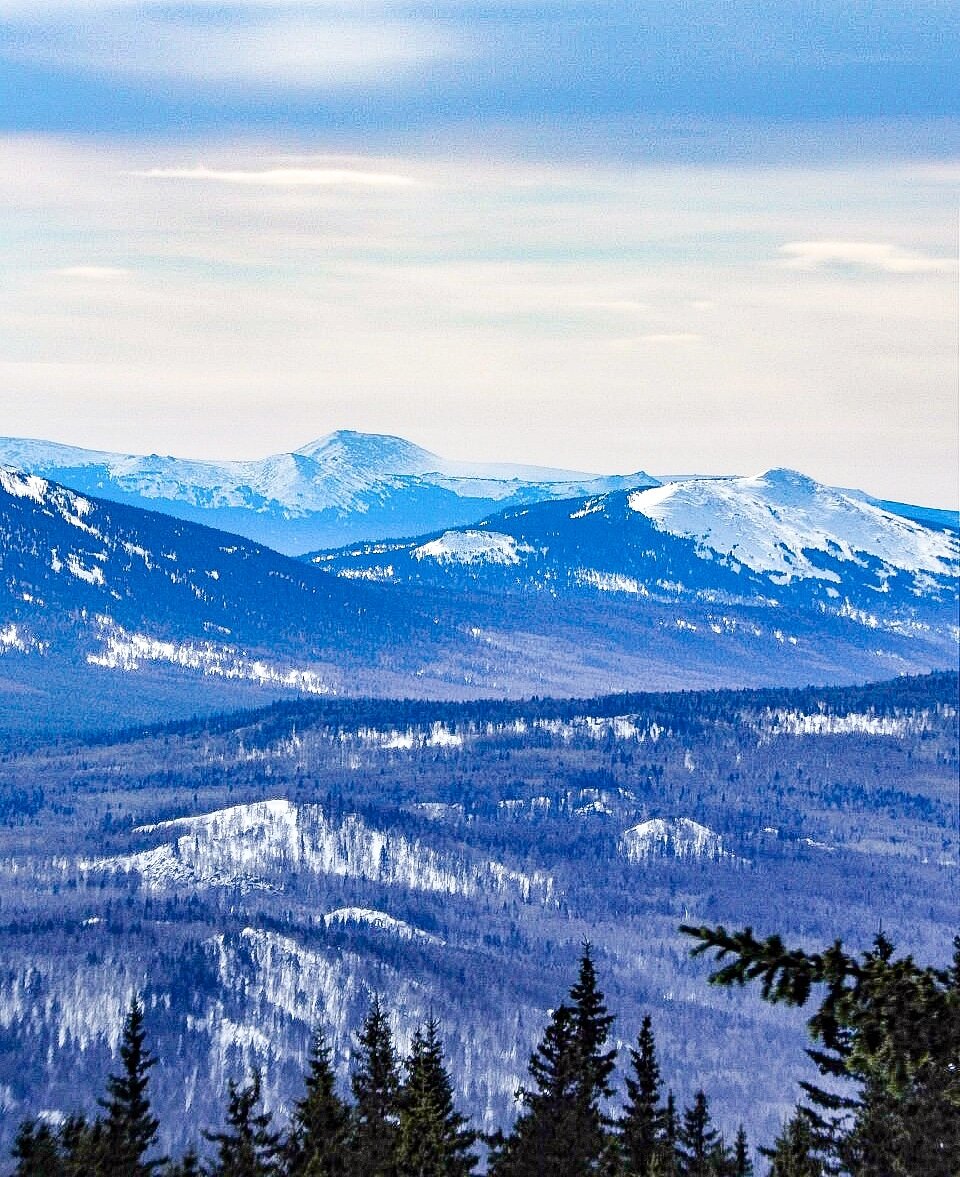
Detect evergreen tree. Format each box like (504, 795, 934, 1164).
(204, 1070, 281, 1177)
(11, 1119, 64, 1176)
(492, 949, 616, 1177)
(283, 1029, 350, 1177)
(676, 1091, 721, 1177)
(682, 925, 960, 1176)
(488, 1003, 581, 1177)
(396, 1018, 477, 1177)
(570, 944, 617, 1107)
(349, 996, 401, 1177)
(654, 1092, 679, 1177)
(732, 1126, 752, 1177)
(763, 1113, 822, 1177)
(100, 996, 166, 1176)
(619, 1015, 665, 1176)
(165, 1149, 202, 1177)
(59, 1113, 110, 1177)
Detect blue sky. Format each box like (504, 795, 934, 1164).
(0, 1, 957, 504)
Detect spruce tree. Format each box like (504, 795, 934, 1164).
(619, 1015, 665, 1176)
(349, 996, 401, 1177)
(283, 1029, 350, 1177)
(676, 1091, 721, 1177)
(204, 1070, 281, 1177)
(763, 1113, 822, 1177)
(395, 1018, 477, 1177)
(732, 1126, 752, 1177)
(682, 925, 960, 1176)
(488, 1003, 581, 1177)
(100, 997, 165, 1176)
(11, 1119, 64, 1176)
(654, 1092, 679, 1177)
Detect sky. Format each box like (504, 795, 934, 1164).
(0, 1, 958, 507)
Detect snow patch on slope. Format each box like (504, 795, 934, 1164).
(620, 817, 726, 862)
(412, 530, 533, 566)
(86, 618, 332, 694)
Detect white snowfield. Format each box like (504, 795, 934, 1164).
(628, 469, 959, 584)
(619, 817, 726, 862)
(412, 530, 533, 565)
(83, 799, 554, 903)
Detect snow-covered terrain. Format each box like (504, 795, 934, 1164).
(84, 800, 555, 903)
(628, 469, 958, 585)
(619, 817, 727, 861)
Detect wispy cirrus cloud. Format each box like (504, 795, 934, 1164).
(780, 240, 955, 274)
(135, 166, 419, 188)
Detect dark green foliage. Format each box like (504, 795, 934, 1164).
(11, 1119, 64, 1176)
(732, 1126, 752, 1177)
(204, 1070, 281, 1177)
(100, 996, 166, 1176)
(283, 1030, 350, 1177)
(763, 1113, 822, 1177)
(676, 1091, 722, 1177)
(348, 996, 401, 1177)
(395, 1018, 477, 1177)
(488, 1003, 581, 1177)
(619, 1014, 665, 1177)
(681, 924, 960, 1175)
(490, 947, 616, 1177)
(165, 1148, 202, 1176)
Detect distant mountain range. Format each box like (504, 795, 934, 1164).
(311, 467, 958, 611)
(0, 431, 656, 556)
(1, 459, 956, 734)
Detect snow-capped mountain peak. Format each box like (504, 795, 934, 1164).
(627, 469, 958, 584)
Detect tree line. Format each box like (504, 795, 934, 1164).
(9, 926, 960, 1177)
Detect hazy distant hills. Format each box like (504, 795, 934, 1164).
(0, 430, 656, 556)
(1, 462, 956, 734)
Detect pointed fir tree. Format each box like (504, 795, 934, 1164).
(100, 997, 166, 1177)
(763, 1112, 823, 1177)
(58, 1113, 110, 1177)
(348, 996, 401, 1177)
(488, 1003, 582, 1177)
(11, 1119, 64, 1177)
(732, 1126, 752, 1177)
(283, 1029, 350, 1177)
(395, 1018, 477, 1177)
(676, 1091, 722, 1177)
(204, 1070, 281, 1177)
(653, 1091, 680, 1177)
(619, 1014, 665, 1176)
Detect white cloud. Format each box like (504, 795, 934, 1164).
(2, 8, 470, 89)
(134, 166, 418, 188)
(779, 240, 955, 275)
(54, 265, 130, 279)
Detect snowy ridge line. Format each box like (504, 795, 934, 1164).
(83, 799, 556, 904)
(323, 907, 445, 945)
(412, 530, 534, 566)
(753, 708, 936, 738)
